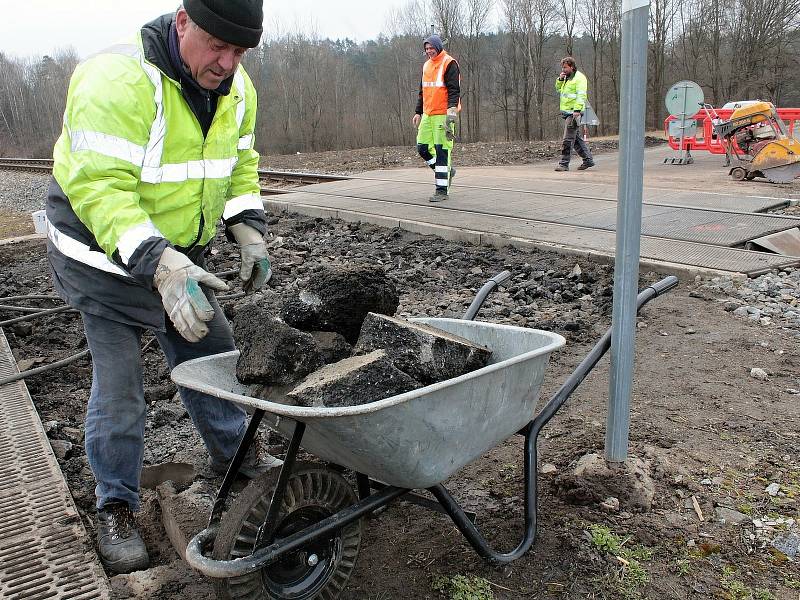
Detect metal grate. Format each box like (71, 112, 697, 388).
(0, 328, 109, 600)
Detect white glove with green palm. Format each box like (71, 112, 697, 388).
(229, 223, 272, 293)
(154, 247, 229, 342)
(445, 107, 457, 141)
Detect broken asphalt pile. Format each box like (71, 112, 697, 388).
(234, 263, 492, 408)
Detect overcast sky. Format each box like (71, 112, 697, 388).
(0, 1, 411, 59)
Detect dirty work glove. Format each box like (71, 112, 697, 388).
(572, 111, 582, 127)
(445, 107, 457, 127)
(445, 107, 457, 141)
(154, 247, 229, 343)
(229, 223, 272, 293)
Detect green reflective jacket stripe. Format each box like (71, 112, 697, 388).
(555, 70, 588, 112)
(52, 33, 261, 273)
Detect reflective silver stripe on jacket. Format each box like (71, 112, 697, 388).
(141, 157, 238, 184)
(66, 41, 248, 183)
(46, 217, 132, 278)
(422, 59, 449, 87)
(234, 70, 252, 150)
(117, 221, 165, 266)
(70, 130, 146, 165)
(223, 193, 263, 220)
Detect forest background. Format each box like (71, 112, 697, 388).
(1, 0, 799, 158)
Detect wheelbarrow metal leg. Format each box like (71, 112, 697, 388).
(256, 420, 306, 547)
(210, 408, 266, 526)
(427, 422, 539, 564)
(356, 472, 371, 500)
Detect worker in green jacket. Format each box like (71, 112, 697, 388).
(46, 0, 273, 575)
(554, 56, 595, 171)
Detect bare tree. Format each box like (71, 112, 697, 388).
(3, 4, 800, 157)
(460, 0, 494, 140)
(557, 0, 579, 55)
(431, 0, 465, 43)
(649, 0, 677, 129)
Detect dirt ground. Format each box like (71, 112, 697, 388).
(1, 141, 799, 600)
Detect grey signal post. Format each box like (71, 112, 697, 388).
(606, 0, 650, 462)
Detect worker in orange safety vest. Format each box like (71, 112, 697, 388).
(412, 35, 461, 202)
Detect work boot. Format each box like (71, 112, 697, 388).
(577, 160, 595, 170)
(554, 165, 569, 172)
(96, 501, 149, 574)
(429, 189, 448, 202)
(208, 434, 283, 479)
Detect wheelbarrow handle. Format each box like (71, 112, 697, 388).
(531, 275, 679, 431)
(462, 270, 511, 321)
(638, 275, 679, 309)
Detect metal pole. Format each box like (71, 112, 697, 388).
(606, 0, 650, 462)
(678, 84, 688, 164)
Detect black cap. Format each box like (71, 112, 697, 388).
(184, 0, 264, 48)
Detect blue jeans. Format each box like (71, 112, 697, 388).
(81, 291, 246, 511)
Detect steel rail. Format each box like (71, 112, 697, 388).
(0, 158, 352, 185)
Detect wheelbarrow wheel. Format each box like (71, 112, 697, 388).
(212, 463, 362, 600)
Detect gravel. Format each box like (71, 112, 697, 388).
(699, 268, 800, 335)
(0, 170, 49, 214)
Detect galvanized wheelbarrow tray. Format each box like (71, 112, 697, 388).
(172, 273, 678, 599)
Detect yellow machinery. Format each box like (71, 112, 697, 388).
(715, 101, 800, 183)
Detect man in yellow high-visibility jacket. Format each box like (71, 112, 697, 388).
(554, 56, 595, 171)
(46, 0, 275, 575)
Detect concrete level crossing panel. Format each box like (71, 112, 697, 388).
(268, 192, 799, 275)
(277, 180, 800, 248)
(354, 168, 791, 212)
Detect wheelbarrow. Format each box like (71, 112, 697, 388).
(171, 273, 678, 599)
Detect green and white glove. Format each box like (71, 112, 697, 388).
(445, 107, 457, 141)
(229, 223, 272, 293)
(154, 247, 229, 342)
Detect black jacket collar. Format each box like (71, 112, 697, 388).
(140, 14, 233, 97)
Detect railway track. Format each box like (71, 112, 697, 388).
(0, 158, 350, 190)
(0, 157, 54, 172)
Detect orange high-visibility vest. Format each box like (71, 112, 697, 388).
(421, 51, 461, 116)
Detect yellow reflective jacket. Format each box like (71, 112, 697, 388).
(555, 70, 588, 112)
(52, 29, 261, 270)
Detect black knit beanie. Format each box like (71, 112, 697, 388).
(184, 0, 264, 48)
